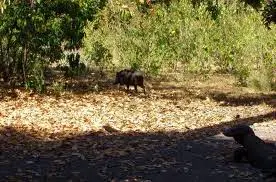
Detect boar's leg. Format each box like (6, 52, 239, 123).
(141, 85, 146, 94)
(143, 85, 146, 94)
(136, 75, 146, 94)
(126, 84, 130, 92)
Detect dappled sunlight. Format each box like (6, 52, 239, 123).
(0, 74, 275, 141)
(0, 86, 274, 140)
(1, 0, 275, 180)
(0, 74, 275, 181)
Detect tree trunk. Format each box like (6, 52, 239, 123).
(22, 42, 28, 85)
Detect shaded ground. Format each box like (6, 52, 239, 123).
(0, 73, 275, 181)
(0, 128, 275, 182)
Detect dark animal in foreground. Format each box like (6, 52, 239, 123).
(114, 69, 146, 94)
(223, 124, 276, 178)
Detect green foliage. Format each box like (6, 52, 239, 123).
(25, 61, 46, 93)
(241, 0, 263, 9)
(83, 0, 276, 90)
(247, 52, 276, 91)
(65, 63, 88, 77)
(62, 52, 88, 77)
(262, 0, 276, 29)
(1, 0, 274, 91)
(205, 1, 221, 20)
(0, 0, 107, 91)
(89, 41, 112, 71)
(52, 81, 65, 96)
(68, 53, 80, 70)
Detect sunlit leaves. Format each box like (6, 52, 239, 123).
(0, 0, 108, 88)
(263, 0, 276, 29)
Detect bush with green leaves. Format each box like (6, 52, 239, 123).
(64, 53, 88, 77)
(262, 0, 276, 29)
(83, 0, 276, 90)
(0, 0, 107, 91)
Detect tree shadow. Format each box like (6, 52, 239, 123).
(0, 68, 117, 99)
(150, 81, 276, 108)
(0, 67, 152, 98)
(0, 82, 24, 100)
(0, 111, 275, 182)
(201, 91, 276, 108)
(182, 111, 275, 139)
(1, 70, 275, 106)
(152, 86, 196, 101)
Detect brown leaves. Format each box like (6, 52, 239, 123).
(0, 74, 275, 144)
(0, 75, 274, 182)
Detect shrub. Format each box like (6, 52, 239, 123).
(82, 0, 276, 90)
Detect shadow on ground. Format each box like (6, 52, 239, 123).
(0, 72, 275, 181)
(202, 92, 276, 108)
(146, 75, 276, 108)
(1, 71, 275, 108)
(0, 112, 275, 182)
(152, 86, 275, 108)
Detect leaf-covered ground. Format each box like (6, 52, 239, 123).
(0, 73, 275, 181)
